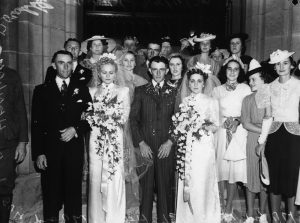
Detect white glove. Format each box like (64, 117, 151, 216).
(258, 117, 273, 144)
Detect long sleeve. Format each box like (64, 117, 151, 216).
(14, 72, 28, 142)
(241, 96, 250, 125)
(31, 86, 45, 161)
(129, 87, 144, 147)
(73, 86, 92, 135)
(211, 98, 220, 127)
(121, 87, 130, 123)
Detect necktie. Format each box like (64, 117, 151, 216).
(61, 80, 68, 96)
(155, 84, 161, 95)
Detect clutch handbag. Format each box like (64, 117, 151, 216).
(259, 151, 270, 185)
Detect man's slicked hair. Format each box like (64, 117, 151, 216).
(51, 50, 73, 63)
(149, 56, 169, 68)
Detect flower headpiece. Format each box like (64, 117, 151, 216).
(195, 62, 212, 75)
(223, 55, 245, 69)
(99, 53, 117, 65)
(269, 49, 294, 64)
(194, 33, 216, 42)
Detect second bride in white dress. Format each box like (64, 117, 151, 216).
(174, 67, 221, 223)
(86, 54, 130, 223)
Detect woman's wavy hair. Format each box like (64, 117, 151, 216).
(218, 59, 246, 84)
(186, 68, 208, 83)
(167, 54, 186, 76)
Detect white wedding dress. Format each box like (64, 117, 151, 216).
(88, 84, 130, 223)
(175, 93, 221, 223)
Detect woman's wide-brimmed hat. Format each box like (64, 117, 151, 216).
(85, 35, 109, 42)
(81, 35, 109, 53)
(269, 49, 295, 64)
(194, 33, 216, 42)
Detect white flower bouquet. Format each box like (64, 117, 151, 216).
(84, 93, 126, 179)
(171, 96, 213, 180)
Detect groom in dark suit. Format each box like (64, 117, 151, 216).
(31, 50, 91, 223)
(130, 56, 177, 223)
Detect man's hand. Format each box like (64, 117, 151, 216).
(158, 139, 173, 159)
(139, 141, 153, 159)
(60, 127, 77, 142)
(36, 155, 47, 170)
(15, 142, 27, 163)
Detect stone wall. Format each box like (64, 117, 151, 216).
(243, 0, 300, 61)
(0, 0, 82, 174)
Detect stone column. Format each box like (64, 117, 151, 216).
(0, 0, 83, 175)
(242, 0, 300, 61)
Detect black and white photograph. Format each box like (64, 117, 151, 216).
(1, 0, 300, 222)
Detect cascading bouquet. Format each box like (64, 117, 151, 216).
(84, 90, 126, 179)
(172, 97, 213, 180)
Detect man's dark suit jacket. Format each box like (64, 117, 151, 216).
(130, 82, 176, 151)
(44, 63, 92, 86)
(31, 77, 91, 160)
(0, 66, 28, 149)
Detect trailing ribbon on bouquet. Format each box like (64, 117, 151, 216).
(183, 132, 194, 215)
(101, 148, 109, 213)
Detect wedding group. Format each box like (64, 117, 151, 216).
(1, 30, 300, 223)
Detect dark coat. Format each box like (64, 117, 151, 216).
(0, 66, 28, 149)
(31, 76, 92, 161)
(130, 81, 177, 151)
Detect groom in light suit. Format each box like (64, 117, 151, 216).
(130, 56, 177, 223)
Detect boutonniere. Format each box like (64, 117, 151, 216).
(165, 89, 171, 94)
(79, 69, 84, 74)
(73, 88, 79, 96)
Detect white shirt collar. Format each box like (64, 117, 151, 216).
(73, 61, 78, 71)
(152, 80, 164, 88)
(55, 76, 70, 89)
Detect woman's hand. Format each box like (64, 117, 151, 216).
(223, 117, 240, 133)
(255, 144, 265, 156)
(204, 124, 218, 133)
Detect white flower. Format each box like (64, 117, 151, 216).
(73, 88, 79, 96)
(79, 69, 84, 74)
(99, 53, 117, 61)
(195, 62, 212, 75)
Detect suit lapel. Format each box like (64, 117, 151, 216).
(48, 79, 61, 99)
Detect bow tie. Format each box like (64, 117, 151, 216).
(225, 82, 238, 91)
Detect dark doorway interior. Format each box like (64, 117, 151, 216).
(83, 0, 227, 47)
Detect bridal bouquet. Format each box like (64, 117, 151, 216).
(84, 93, 126, 179)
(171, 96, 213, 180)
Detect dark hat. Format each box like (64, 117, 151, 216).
(228, 33, 249, 41)
(161, 36, 173, 45)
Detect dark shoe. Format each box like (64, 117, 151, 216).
(0, 195, 12, 223)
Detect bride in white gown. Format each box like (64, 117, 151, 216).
(86, 54, 130, 223)
(175, 67, 221, 223)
